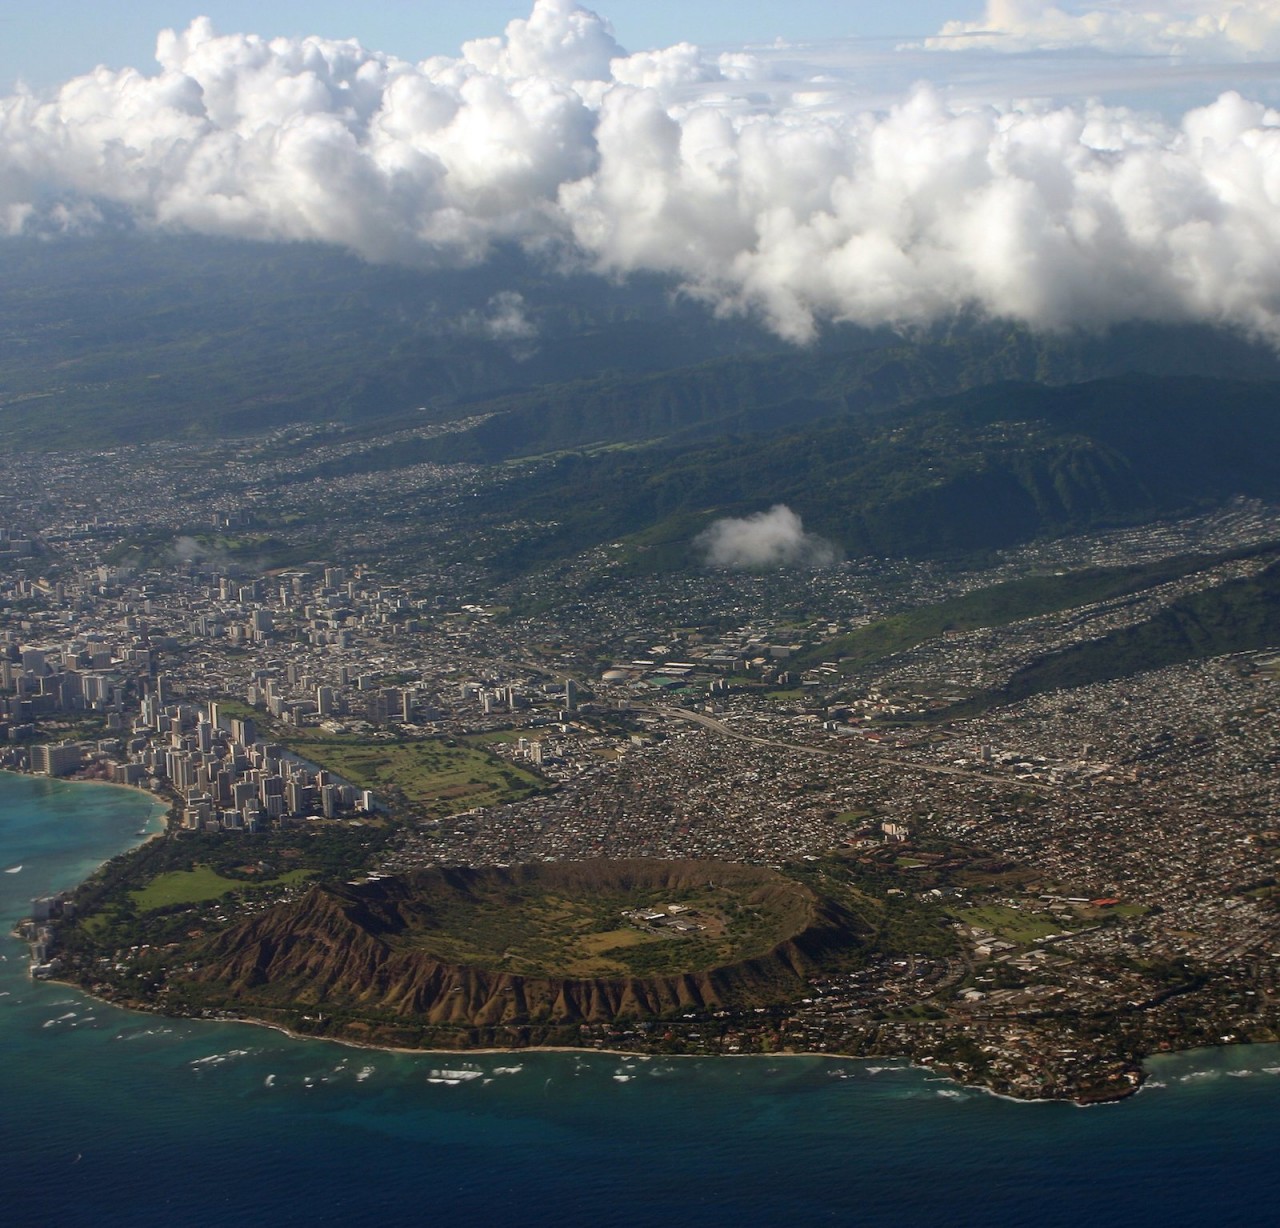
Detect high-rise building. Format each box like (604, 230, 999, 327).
(259, 774, 285, 806)
(31, 742, 81, 777)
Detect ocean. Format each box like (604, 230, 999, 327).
(2, 770, 1278, 1227)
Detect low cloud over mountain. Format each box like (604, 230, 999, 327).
(5, 1, 1280, 343)
(696, 505, 838, 569)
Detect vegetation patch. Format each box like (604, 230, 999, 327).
(56, 827, 395, 972)
(949, 903, 1068, 945)
(131, 865, 315, 911)
(278, 733, 547, 816)
(796, 546, 1278, 675)
(375, 867, 808, 978)
(956, 556, 1280, 713)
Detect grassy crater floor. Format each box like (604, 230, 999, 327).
(376, 864, 814, 978)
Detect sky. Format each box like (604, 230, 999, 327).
(0, 3, 970, 93)
(5, 1, 1280, 344)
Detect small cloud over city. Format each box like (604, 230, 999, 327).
(696, 505, 837, 569)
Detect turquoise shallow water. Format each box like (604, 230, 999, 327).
(2, 770, 1279, 1227)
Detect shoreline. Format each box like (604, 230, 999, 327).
(9, 767, 1261, 1111)
(1, 768, 171, 853)
(241, 1022, 1111, 1105)
(0, 765, 171, 825)
(1, 769, 169, 957)
(43, 974, 1147, 1106)
(153, 1007, 1280, 1107)
(33, 961, 1280, 1109)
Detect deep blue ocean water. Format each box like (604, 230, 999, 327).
(3, 770, 1279, 1227)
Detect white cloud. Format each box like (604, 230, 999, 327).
(696, 505, 838, 569)
(479, 290, 538, 341)
(5, 2, 1280, 345)
(924, 1, 1280, 59)
(461, 0, 622, 82)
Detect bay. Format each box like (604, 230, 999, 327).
(2, 770, 1278, 1227)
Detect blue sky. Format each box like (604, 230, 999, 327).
(1, 1, 972, 92)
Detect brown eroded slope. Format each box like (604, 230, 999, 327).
(185, 860, 865, 1030)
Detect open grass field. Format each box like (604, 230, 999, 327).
(948, 903, 1067, 945)
(212, 697, 260, 722)
(280, 734, 546, 817)
(131, 865, 316, 910)
(461, 730, 530, 745)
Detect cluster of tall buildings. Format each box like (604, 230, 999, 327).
(2, 648, 378, 830)
(19, 713, 377, 833)
(0, 639, 142, 739)
(132, 701, 375, 832)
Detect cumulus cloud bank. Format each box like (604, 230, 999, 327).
(927, 1, 1280, 59)
(696, 506, 838, 569)
(7, 1, 1280, 342)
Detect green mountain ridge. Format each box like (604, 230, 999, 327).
(458, 374, 1280, 575)
(0, 236, 779, 448)
(6, 235, 1280, 454)
(962, 557, 1280, 714)
(792, 545, 1280, 675)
